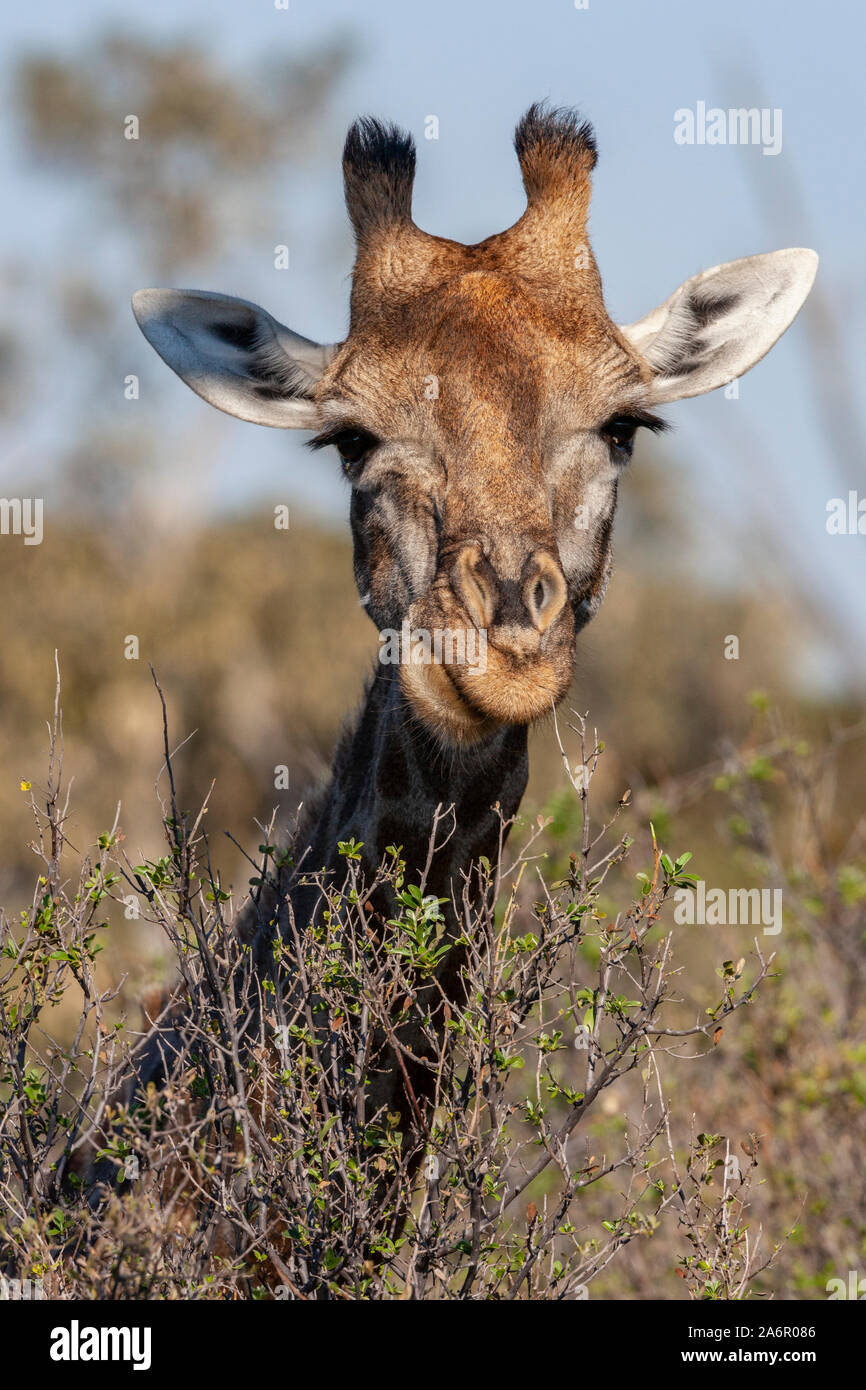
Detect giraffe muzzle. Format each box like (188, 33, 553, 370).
(398, 543, 575, 743)
(449, 543, 569, 651)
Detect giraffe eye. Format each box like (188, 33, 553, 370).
(333, 429, 378, 470)
(602, 416, 639, 457)
(599, 410, 668, 459)
(308, 424, 381, 474)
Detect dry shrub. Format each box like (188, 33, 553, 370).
(0, 680, 862, 1301)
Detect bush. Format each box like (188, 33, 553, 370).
(0, 682, 861, 1300)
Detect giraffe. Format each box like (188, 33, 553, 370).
(130, 103, 817, 1125)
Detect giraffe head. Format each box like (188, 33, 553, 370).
(133, 105, 817, 746)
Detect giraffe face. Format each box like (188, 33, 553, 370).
(132, 106, 818, 746)
(310, 267, 662, 743)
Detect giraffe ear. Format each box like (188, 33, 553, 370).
(619, 249, 818, 405)
(132, 289, 339, 428)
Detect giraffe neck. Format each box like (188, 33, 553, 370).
(236, 665, 530, 1129)
(297, 663, 529, 911)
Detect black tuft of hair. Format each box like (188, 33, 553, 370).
(514, 102, 598, 199)
(342, 117, 417, 237)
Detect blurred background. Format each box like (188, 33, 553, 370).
(0, 0, 863, 1297)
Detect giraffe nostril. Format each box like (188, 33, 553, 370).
(524, 553, 567, 634)
(451, 543, 497, 629)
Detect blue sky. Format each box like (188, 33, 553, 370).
(1, 0, 864, 680)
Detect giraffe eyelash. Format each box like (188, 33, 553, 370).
(601, 409, 669, 436)
(307, 424, 381, 453)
